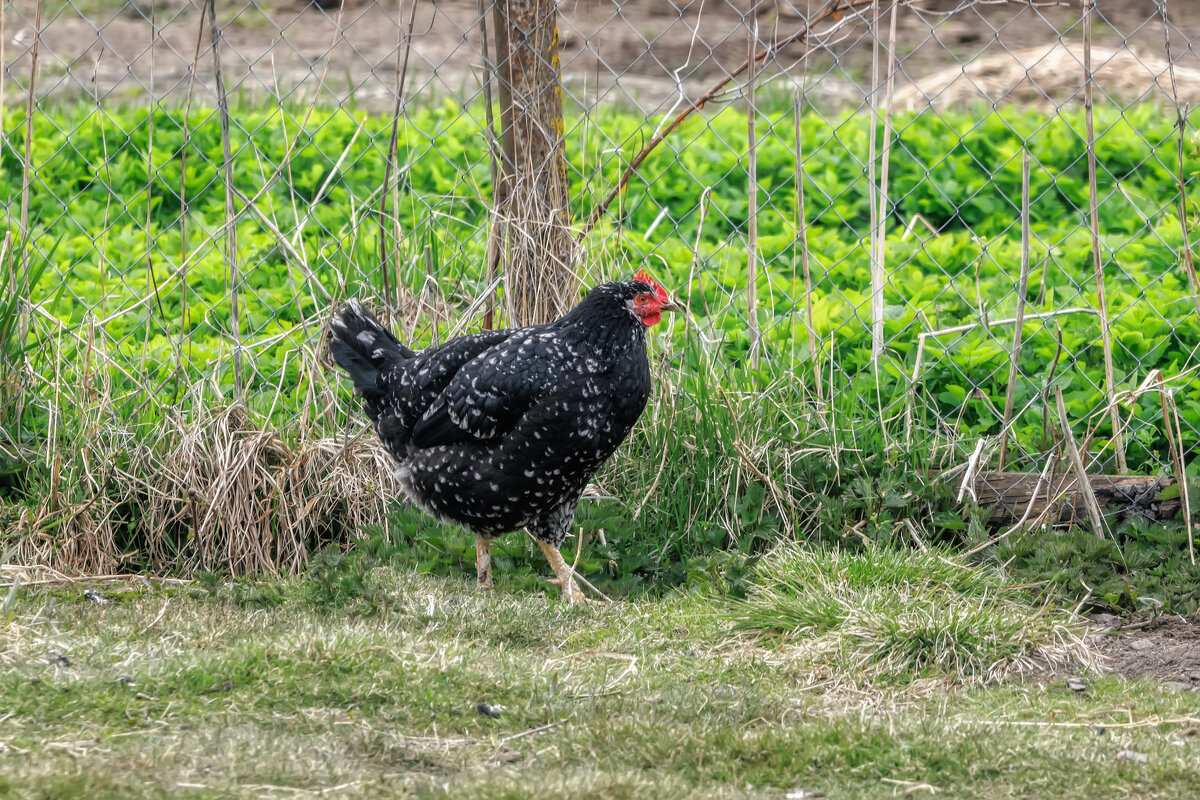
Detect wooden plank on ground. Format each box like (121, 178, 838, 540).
(947, 471, 1179, 527)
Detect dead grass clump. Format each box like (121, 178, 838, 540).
(142, 406, 399, 575)
(6, 405, 399, 578)
(7, 420, 136, 577)
(374, 284, 458, 344)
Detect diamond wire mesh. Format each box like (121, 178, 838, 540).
(4, 0, 1200, 515)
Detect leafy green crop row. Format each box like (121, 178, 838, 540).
(4, 100, 1199, 473)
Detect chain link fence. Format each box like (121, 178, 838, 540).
(3, 0, 1200, 571)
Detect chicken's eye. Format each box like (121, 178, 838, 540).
(635, 294, 649, 305)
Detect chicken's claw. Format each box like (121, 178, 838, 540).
(545, 575, 588, 604)
(536, 539, 587, 604)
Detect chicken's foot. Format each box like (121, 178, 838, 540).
(535, 539, 586, 604)
(476, 535, 493, 589)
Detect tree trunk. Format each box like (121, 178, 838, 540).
(489, 0, 577, 326)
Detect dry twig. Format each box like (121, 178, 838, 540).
(1054, 386, 1106, 539)
(578, 0, 882, 238)
(1082, 0, 1124, 472)
(997, 150, 1032, 471)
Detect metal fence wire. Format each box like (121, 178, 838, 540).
(3, 0, 1200, 570)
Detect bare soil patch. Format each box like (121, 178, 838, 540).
(1093, 614, 1200, 691)
(8, 0, 1199, 111)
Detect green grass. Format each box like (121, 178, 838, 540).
(984, 518, 1200, 617)
(734, 546, 1084, 681)
(2, 556, 1198, 800)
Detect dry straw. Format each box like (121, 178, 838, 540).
(1153, 370, 1195, 564)
(379, 0, 418, 307)
(745, 22, 760, 366)
(17, 0, 40, 304)
(6, 291, 398, 576)
(867, 0, 899, 366)
(996, 150, 1032, 471)
(205, 0, 243, 402)
(793, 92, 824, 414)
(1054, 386, 1106, 539)
(1160, 0, 1200, 318)
(12, 402, 398, 577)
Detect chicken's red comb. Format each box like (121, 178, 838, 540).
(633, 268, 669, 300)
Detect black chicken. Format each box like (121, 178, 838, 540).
(328, 271, 681, 602)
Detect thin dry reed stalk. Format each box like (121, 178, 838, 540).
(866, 0, 883, 363)
(746, 22, 760, 366)
(18, 0, 40, 294)
(141, 4, 174, 386)
(1082, 0, 1125, 473)
(1160, 0, 1200, 317)
(290, 123, 366, 252)
(379, 0, 418, 306)
(475, 0, 504, 330)
(9, 0, 40, 436)
(0, 3, 5, 152)
(1172, 109, 1199, 313)
(1035, 245, 1048, 306)
(872, 0, 899, 366)
(423, 244, 440, 344)
(1041, 326, 1064, 445)
(1169, 396, 1195, 564)
(794, 91, 824, 414)
(578, 0, 879, 238)
(998, 150, 1032, 471)
(1152, 373, 1194, 563)
(206, 0, 242, 402)
(679, 185, 713, 388)
(1054, 385, 1106, 539)
(876, 0, 901, 448)
(176, 3, 210, 376)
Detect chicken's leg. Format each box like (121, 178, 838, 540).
(475, 535, 493, 589)
(535, 539, 585, 604)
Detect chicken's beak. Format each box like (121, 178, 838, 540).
(658, 296, 685, 314)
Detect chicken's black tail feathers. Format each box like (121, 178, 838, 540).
(328, 301, 413, 418)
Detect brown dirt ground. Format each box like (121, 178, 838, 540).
(1091, 613, 1200, 690)
(7, 0, 1200, 112)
